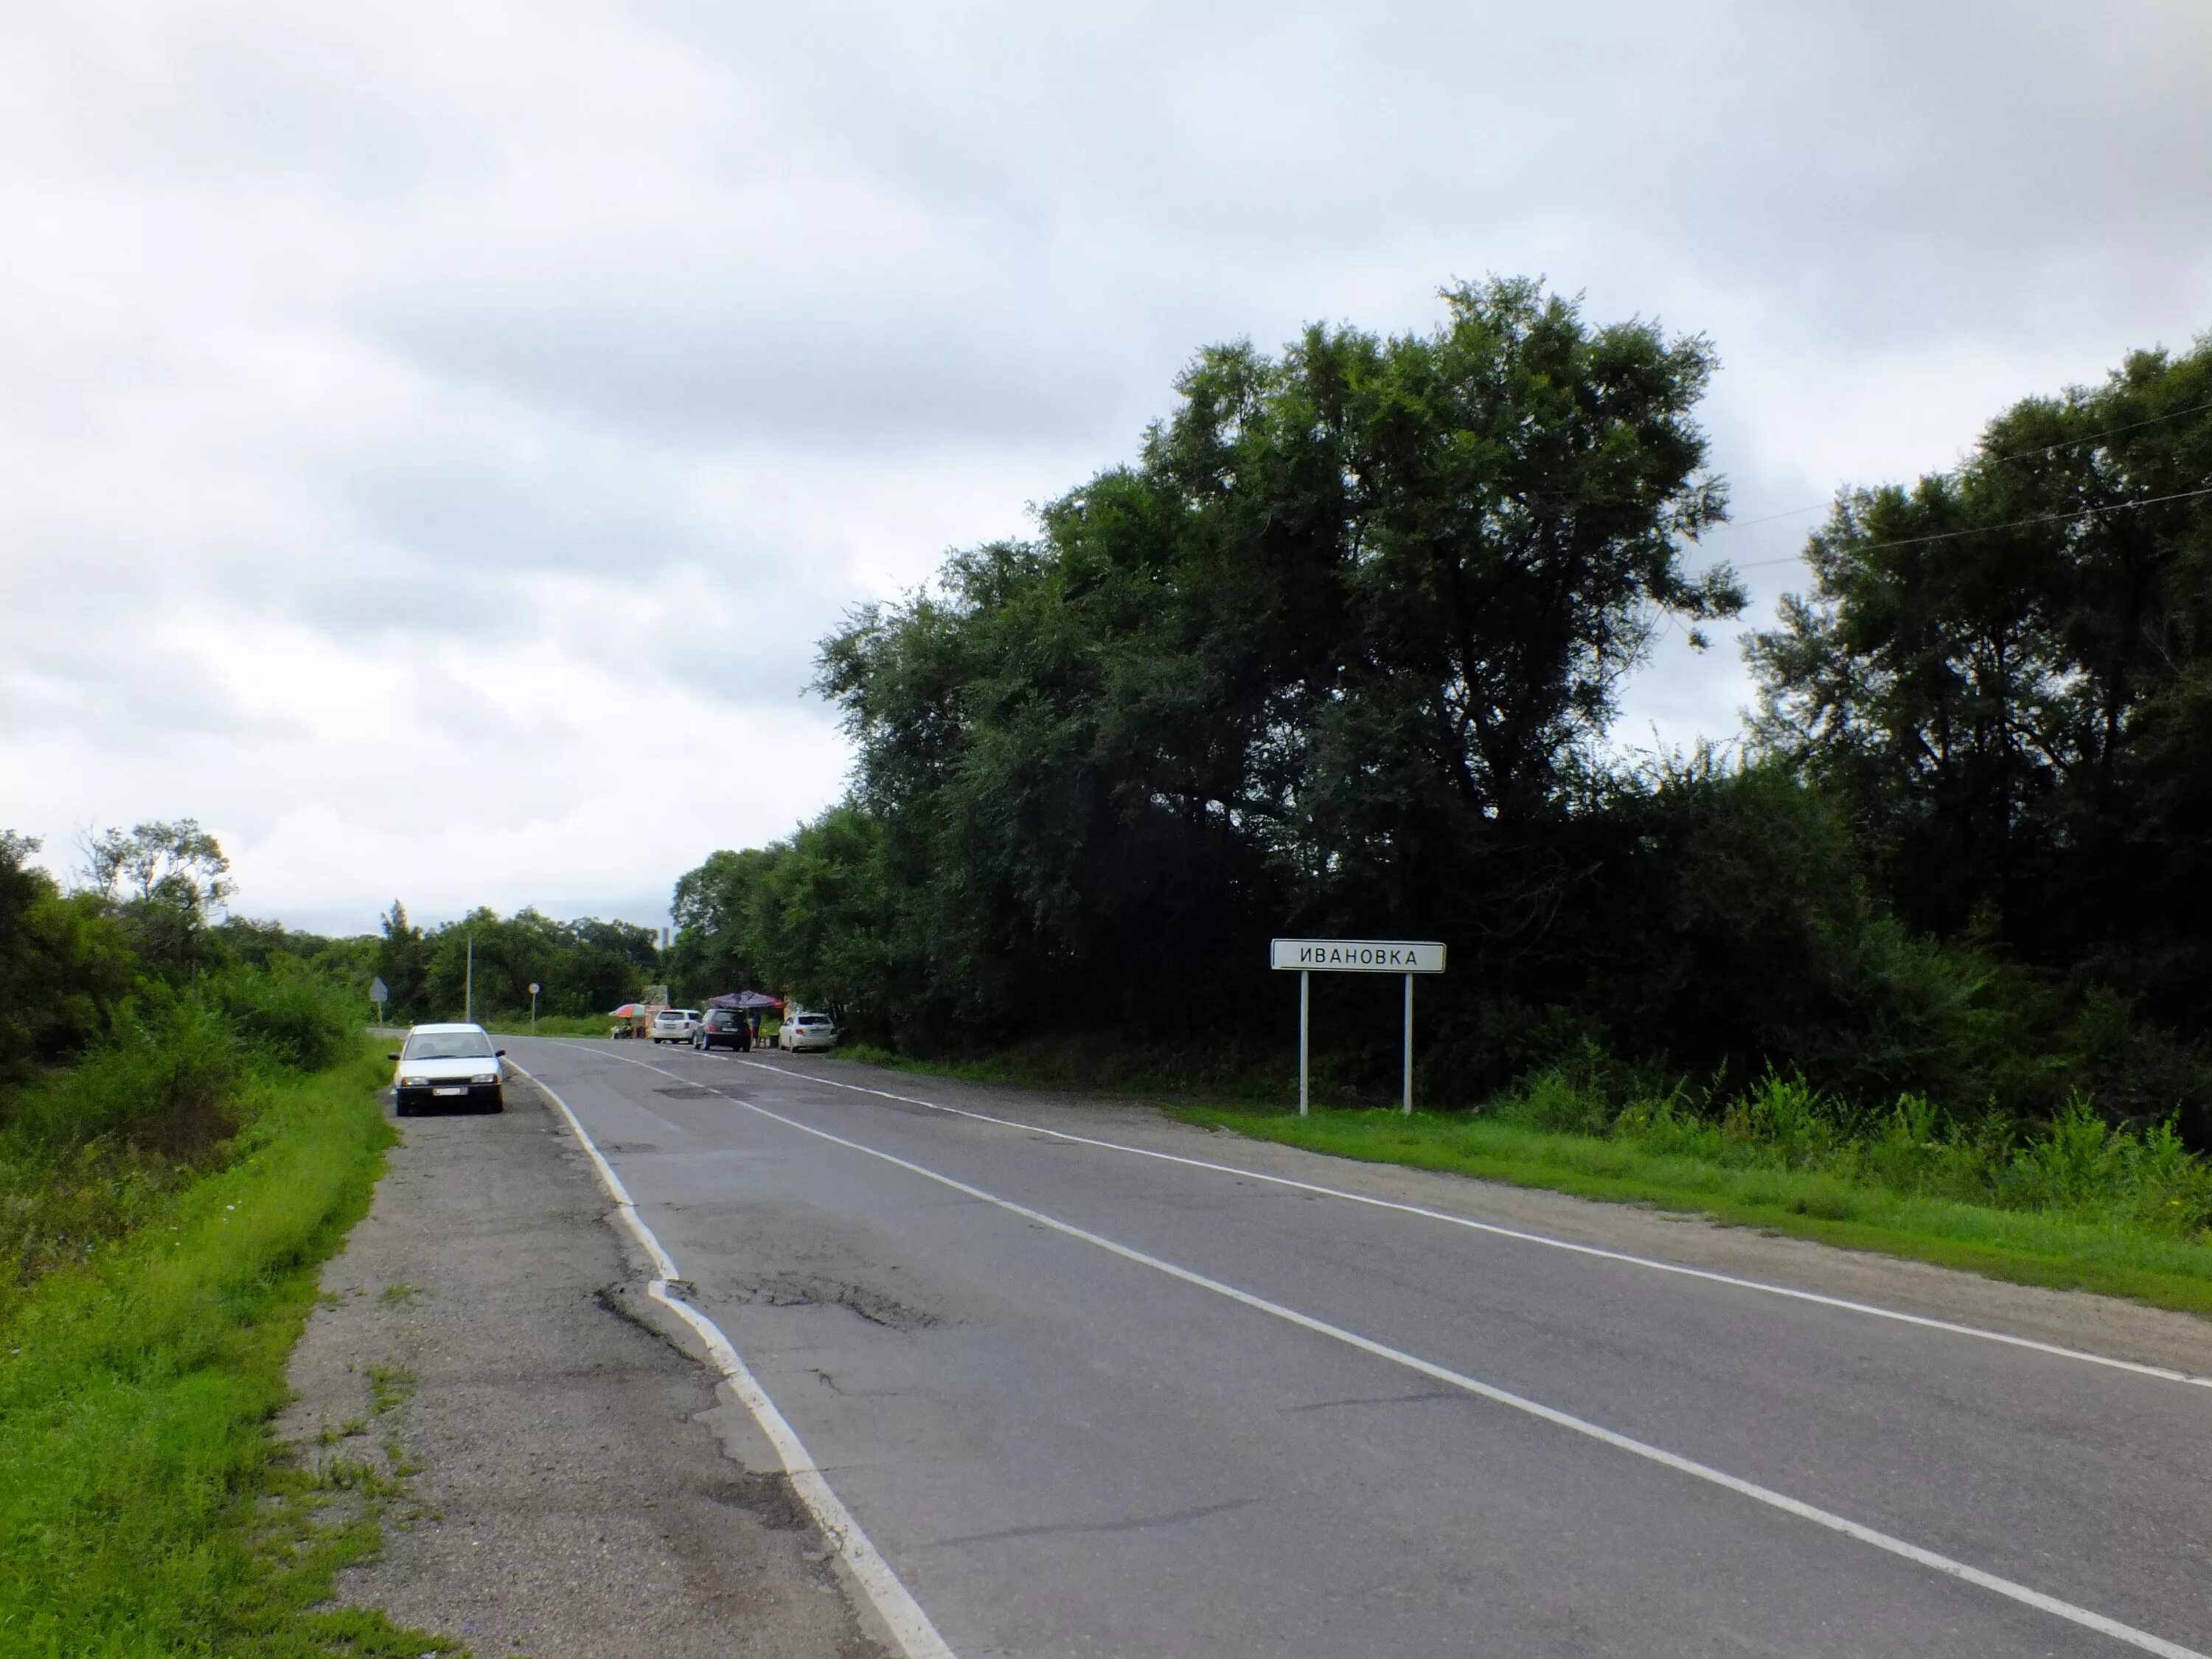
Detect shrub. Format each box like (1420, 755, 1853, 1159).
(206, 956, 355, 1071)
(3, 993, 246, 1161)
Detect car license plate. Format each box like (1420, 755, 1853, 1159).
(432, 1086, 466, 1096)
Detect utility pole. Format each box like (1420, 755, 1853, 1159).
(465, 934, 474, 1023)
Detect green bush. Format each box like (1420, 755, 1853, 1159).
(3, 993, 246, 1160)
(208, 957, 356, 1072)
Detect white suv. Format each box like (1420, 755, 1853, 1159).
(650, 1008, 701, 1044)
(781, 1011, 839, 1052)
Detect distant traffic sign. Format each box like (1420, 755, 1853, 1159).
(1270, 939, 1445, 973)
(369, 976, 389, 1002)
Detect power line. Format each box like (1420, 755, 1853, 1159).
(1729, 481, 2212, 573)
(1713, 397, 2212, 539)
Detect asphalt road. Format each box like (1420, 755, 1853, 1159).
(502, 1035, 2212, 1659)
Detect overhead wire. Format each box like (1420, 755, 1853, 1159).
(1728, 482, 2212, 572)
(1707, 397, 2212, 573)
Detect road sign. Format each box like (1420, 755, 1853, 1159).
(369, 976, 389, 1002)
(527, 983, 539, 995)
(1270, 939, 1444, 973)
(1269, 940, 1447, 1116)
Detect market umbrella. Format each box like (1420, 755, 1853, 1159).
(706, 990, 784, 1010)
(610, 1003, 641, 1018)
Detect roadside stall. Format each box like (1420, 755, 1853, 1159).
(606, 1001, 667, 1040)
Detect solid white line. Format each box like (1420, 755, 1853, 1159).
(580, 1046, 2208, 1659)
(722, 1053, 2212, 1391)
(507, 1060, 958, 1659)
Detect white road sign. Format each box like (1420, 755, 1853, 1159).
(369, 976, 389, 1002)
(1270, 939, 1445, 973)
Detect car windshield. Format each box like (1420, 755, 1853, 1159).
(403, 1031, 494, 1060)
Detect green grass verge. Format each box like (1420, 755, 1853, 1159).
(1175, 1105, 2212, 1318)
(478, 1014, 613, 1038)
(0, 1038, 456, 1658)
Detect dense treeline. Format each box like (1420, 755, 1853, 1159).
(669, 282, 2212, 1141)
(372, 902, 658, 1022)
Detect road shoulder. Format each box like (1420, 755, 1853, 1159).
(278, 1074, 884, 1659)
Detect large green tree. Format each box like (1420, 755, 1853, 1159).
(1750, 338, 2212, 1018)
(809, 278, 1737, 1041)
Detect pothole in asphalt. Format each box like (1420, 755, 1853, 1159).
(654, 1086, 723, 1100)
(734, 1273, 939, 1332)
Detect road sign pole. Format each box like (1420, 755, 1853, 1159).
(1402, 972, 1413, 1114)
(465, 935, 473, 1023)
(1269, 941, 1444, 1121)
(1298, 969, 1310, 1117)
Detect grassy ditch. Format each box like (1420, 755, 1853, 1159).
(0, 1034, 453, 1658)
(1178, 1071, 2212, 1317)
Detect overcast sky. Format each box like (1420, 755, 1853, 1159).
(4, 1, 2207, 936)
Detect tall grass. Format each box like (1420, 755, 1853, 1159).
(0, 1038, 448, 1657)
(0, 967, 360, 1307)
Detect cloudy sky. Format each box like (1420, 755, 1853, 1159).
(4, 1, 2207, 936)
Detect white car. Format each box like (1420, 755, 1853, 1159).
(651, 1008, 702, 1044)
(390, 1023, 505, 1116)
(781, 1011, 839, 1052)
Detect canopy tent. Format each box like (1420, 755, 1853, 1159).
(704, 990, 783, 1011)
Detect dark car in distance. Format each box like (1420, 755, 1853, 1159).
(692, 1007, 754, 1052)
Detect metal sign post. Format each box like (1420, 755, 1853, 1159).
(1269, 939, 1447, 1116)
(1298, 970, 1310, 1115)
(528, 982, 540, 1032)
(369, 975, 388, 1027)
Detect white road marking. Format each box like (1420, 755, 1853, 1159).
(580, 1046, 2208, 1659)
(720, 1053, 2212, 1391)
(507, 1060, 959, 1659)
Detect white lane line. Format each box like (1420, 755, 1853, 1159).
(712, 1053, 2212, 1391)
(581, 1047, 2208, 1659)
(507, 1060, 958, 1659)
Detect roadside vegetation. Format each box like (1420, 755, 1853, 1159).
(480, 1012, 618, 1037)
(0, 827, 450, 1656)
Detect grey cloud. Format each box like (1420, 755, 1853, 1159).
(364, 275, 1133, 452)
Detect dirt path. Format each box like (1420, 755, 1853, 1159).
(278, 1074, 885, 1659)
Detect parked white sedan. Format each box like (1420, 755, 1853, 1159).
(781, 1011, 839, 1052)
(389, 1023, 505, 1116)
